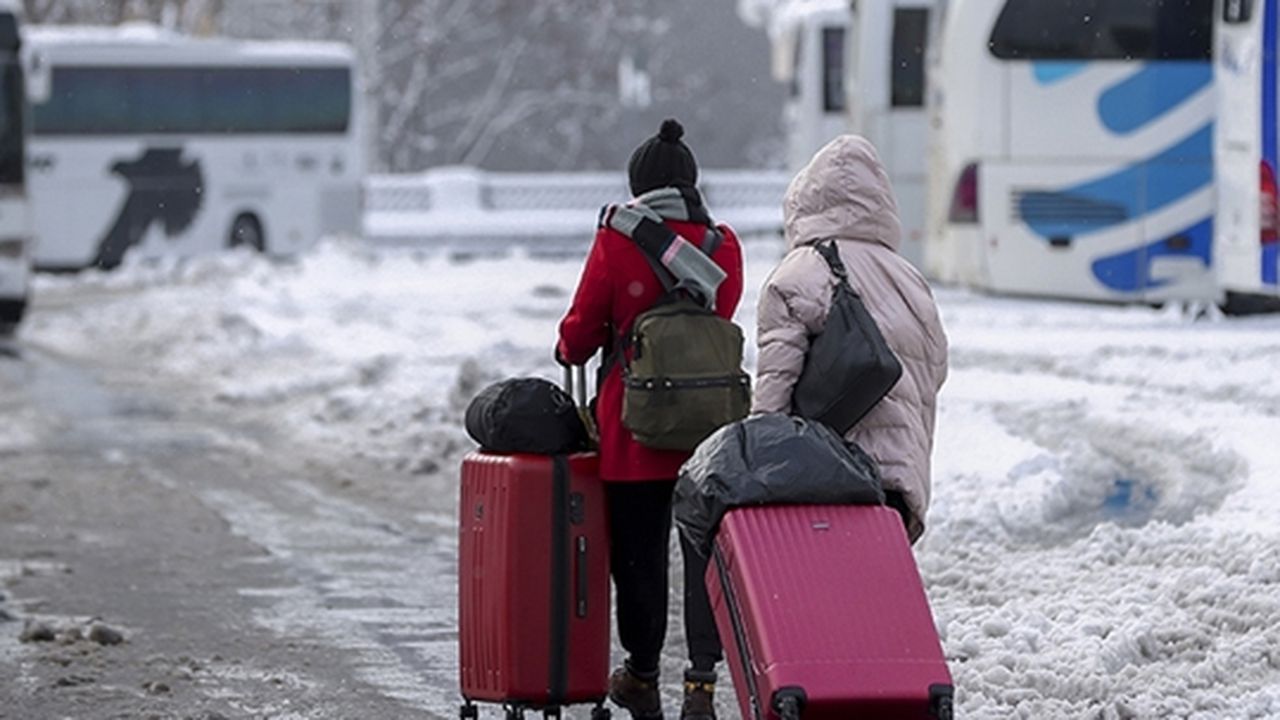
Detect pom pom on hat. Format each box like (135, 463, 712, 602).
(658, 118, 684, 143)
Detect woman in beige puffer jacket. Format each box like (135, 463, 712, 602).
(754, 135, 948, 542)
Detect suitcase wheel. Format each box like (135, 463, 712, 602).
(772, 687, 807, 720)
(589, 705, 612, 720)
(929, 684, 955, 720)
(542, 708, 561, 720)
(459, 703, 479, 720)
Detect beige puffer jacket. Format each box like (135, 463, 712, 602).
(754, 135, 948, 541)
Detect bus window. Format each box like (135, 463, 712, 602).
(33, 66, 351, 136)
(822, 26, 845, 113)
(988, 0, 1213, 61)
(891, 8, 928, 108)
(145, 69, 202, 132)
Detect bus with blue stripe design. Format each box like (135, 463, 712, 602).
(926, 0, 1218, 304)
(1215, 0, 1280, 311)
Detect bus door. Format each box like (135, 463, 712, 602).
(782, 3, 851, 172)
(886, 4, 930, 269)
(851, 2, 930, 269)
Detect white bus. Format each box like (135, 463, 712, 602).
(0, 0, 30, 334)
(21, 25, 364, 271)
(926, 0, 1217, 305)
(771, 0, 935, 269)
(1215, 0, 1280, 311)
(773, 0, 849, 173)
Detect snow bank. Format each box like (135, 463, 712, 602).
(24, 240, 1280, 718)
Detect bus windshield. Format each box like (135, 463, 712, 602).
(988, 0, 1213, 61)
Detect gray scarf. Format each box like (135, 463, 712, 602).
(599, 186, 726, 305)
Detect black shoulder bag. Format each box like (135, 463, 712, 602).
(791, 240, 903, 435)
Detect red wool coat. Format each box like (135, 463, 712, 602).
(557, 219, 744, 482)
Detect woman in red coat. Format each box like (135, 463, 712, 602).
(557, 119, 743, 720)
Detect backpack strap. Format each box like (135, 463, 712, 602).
(644, 229, 722, 289)
(638, 247, 677, 294)
(701, 225, 725, 256)
(606, 225, 722, 376)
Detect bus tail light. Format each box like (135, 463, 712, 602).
(1261, 160, 1279, 245)
(948, 162, 979, 224)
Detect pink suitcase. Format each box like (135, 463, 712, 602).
(706, 504, 954, 720)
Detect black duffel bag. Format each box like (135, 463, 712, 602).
(464, 377, 589, 454)
(792, 240, 903, 435)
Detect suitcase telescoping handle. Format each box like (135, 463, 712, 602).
(563, 365, 588, 407)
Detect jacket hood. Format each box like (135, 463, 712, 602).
(782, 135, 902, 253)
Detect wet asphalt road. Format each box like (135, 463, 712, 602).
(0, 340, 462, 719)
(0, 336, 741, 720)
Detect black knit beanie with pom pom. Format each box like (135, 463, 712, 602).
(627, 118, 699, 197)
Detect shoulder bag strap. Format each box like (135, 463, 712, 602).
(813, 240, 858, 297)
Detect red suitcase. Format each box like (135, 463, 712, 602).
(707, 504, 954, 720)
(458, 451, 611, 719)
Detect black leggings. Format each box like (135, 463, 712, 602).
(605, 480, 722, 674)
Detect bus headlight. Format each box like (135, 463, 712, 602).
(0, 238, 25, 259)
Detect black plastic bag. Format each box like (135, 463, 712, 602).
(674, 413, 885, 557)
(464, 377, 588, 454)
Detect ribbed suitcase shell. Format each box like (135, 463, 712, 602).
(707, 505, 953, 720)
(458, 451, 610, 707)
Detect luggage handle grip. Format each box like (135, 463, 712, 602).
(574, 536, 588, 618)
(562, 365, 589, 408)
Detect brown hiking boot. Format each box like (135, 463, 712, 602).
(609, 664, 663, 719)
(680, 670, 717, 720)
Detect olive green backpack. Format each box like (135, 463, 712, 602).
(619, 237, 751, 451)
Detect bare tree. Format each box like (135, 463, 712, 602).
(23, 0, 224, 33)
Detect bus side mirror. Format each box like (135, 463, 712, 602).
(23, 48, 51, 104)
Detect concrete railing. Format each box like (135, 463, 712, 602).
(364, 167, 788, 253)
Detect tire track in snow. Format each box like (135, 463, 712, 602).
(986, 401, 1248, 546)
(950, 346, 1280, 418)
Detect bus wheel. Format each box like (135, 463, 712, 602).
(229, 214, 265, 253)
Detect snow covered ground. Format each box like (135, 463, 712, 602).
(17, 239, 1280, 718)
